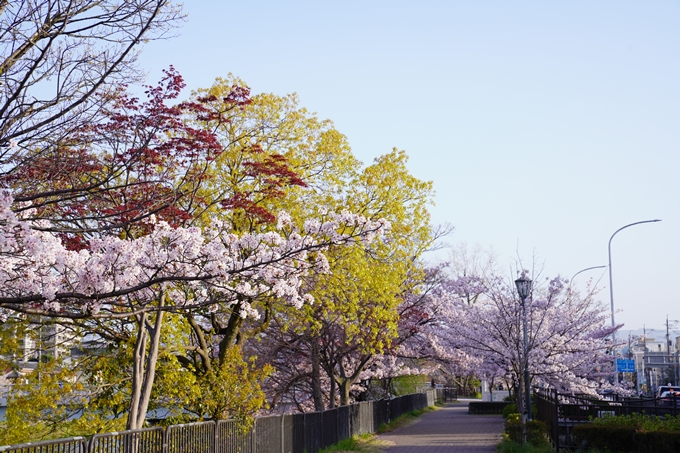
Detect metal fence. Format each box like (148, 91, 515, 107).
(533, 387, 680, 451)
(468, 401, 510, 415)
(435, 387, 459, 403)
(90, 427, 164, 453)
(1, 391, 435, 453)
(0, 437, 88, 453)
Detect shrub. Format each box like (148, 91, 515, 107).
(505, 415, 549, 447)
(574, 414, 680, 453)
(497, 437, 553, 453)
(502, 402, 538, 419)
(503, 403, 518, 419)
(573, 424, 637, 452)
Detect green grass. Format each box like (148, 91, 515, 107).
(319, 434, 393, 453)
(377, 407, 436, 434)
(319, 406, 437, 453)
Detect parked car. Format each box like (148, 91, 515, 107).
(657, 386, 680, 397)
(658, 391, 680, 406)
(656, 386, 680, 406)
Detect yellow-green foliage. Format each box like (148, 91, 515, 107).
(307, 149, 434, 351)
(0, 313, 198, 443)
(391, 375, 429, 396)
(0, 76, 436, 440)
(194, 78, 436, 400)
(0, 356, 127, 445)
(0, 319, 24, 368)
(191, 76, 361, 231)
(303, 244, 403, 354)
(183, 346, 272, 425)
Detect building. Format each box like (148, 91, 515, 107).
(627, 332, 680, 395)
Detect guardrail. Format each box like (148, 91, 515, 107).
(0, 391, 435, 453)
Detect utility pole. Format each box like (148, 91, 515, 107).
(676, 341, 679, 387)
(627, 333, 635, 392)
(666, 317, 680, 385)
(668, 316, 672, 385)
(643, 325, 648, 395)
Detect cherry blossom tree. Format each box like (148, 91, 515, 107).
(361, 258, 623, 406)
(0, 66, 390, 424)
(0, 185, 388, 429)
(0, 1, 401, 433)
(369, 265, 481, 393)
(252, 263, 452, 412)
(248, 149, 443, 411)
(438, 271, 623, 407)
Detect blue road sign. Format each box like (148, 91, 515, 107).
(616, 359, 635, 373)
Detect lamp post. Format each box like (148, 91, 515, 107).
(608, 219, 661, 383)
(569, 265, 607, 287)
(515, 276, 533, 428)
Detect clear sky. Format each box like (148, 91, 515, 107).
(137, 1, 680, 332)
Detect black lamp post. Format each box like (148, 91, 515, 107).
(515, 276, 533, 426)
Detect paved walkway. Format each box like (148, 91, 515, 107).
(376, 400, 505, 453)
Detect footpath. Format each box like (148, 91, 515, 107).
(376, 400, 505, 453)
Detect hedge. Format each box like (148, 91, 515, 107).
(573, 424, 680, 453)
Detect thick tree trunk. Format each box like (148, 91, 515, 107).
(219, 300, 245, 362)
(329, 376, 336, 408)
(338, 378, 351, 407)
(310, 340, 325, 411)
(335, 356, 372, 406)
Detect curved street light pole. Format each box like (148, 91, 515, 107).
(569, 265, 607, 287)
(608, 219, 661, 383)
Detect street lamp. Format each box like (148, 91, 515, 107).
(608, 219, 661, 382)
(515, 276, 533, 426)
(569, 265, 607, 287)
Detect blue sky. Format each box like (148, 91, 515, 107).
(138, 1, 680, 331)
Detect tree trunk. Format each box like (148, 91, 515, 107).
(219, 300, 245, 362)
(127, 291, 166, 430)
(128, 312, 148, 430)
(338, 378, 351, 406)
(310, 339, 325, 411)
(329, 375, 336, 408)
(332, 355, 373, 406)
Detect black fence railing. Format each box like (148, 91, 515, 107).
(435, 387, 459, 403)
(533, 387, 680, 451)
(0, 391, 436, 453)
(468, 401, 511, 415)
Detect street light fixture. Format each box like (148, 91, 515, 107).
(569, 265, 607, 287)
(515, 276, 533, 426)
(608, 219, 661, 383)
